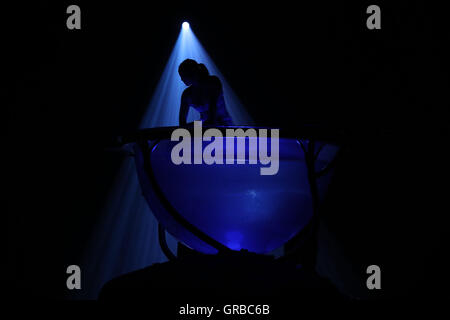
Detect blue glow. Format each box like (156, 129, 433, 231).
(135, 137, 315, 254)
(225, 231, 244, 251)
(78, 24, 253, 299)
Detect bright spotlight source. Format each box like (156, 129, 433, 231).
(182, 21, 189, 30)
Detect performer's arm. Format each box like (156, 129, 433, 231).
(179, 91, 189, 126)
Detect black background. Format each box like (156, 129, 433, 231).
(9, 1, 449, 300)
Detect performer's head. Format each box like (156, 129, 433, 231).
(178, 59, 209, 86)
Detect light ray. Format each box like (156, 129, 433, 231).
(78, 23, 253, 299)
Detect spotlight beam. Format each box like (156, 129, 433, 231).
(80, 23, 253, 299)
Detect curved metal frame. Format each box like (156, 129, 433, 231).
(128, 126, 343, 263)
(139, 138, 232, 254)
(158, 223, 177, 261)
(281, 139, 343, 267)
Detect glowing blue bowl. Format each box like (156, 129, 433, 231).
(133, 130, 337, 254)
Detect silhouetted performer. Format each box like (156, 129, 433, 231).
(178, 59, 233, 126)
